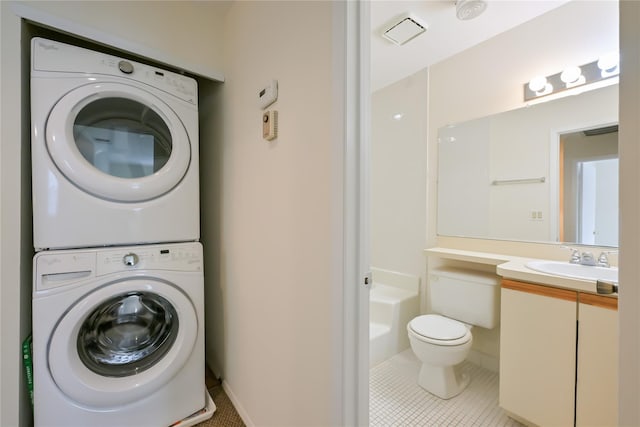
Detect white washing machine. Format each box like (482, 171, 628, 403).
(32, 242, 207, 427)
(31, 37, 200, 251)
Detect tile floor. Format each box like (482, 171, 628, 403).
(370, 350, 523, 427)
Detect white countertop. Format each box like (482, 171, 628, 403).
(425, 247, 612, 295)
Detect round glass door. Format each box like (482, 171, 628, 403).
(73, 98, 173, 180)
(46, 82, 191, 202)
(77, 291, 178, 377)
(48, 278, 198, 408)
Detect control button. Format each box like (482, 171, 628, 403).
(118, 60, 134, 74)
(122, 253, 139, 266)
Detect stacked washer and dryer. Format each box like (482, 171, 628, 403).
(30, 38, 212, 427)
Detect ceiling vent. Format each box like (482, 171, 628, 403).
(382, 14, 427, 46)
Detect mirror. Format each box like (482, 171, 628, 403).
(437, 83, 618, 246)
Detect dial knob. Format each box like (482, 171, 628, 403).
(122, 253, 139, 266)
(118, 60, 134, 74)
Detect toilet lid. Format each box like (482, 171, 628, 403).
(409, 315, 467, 341)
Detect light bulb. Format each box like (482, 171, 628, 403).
(528, 76, 547, 93)
(598, 52, 619, 72)
(561, 66, 582, 84)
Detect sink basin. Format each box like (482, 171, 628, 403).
(525, 260, 618, 282)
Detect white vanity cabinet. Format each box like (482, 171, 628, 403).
(499, 279, 577, 426)
(575, 293, 618, 427)
(499, 279, 618, 427)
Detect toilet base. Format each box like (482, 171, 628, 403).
(417, 362, 470, 399)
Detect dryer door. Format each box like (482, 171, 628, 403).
(45, 82, 191, 202)
(48, 278, 198, 408)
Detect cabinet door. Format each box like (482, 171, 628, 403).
(499, 280, 577, 426)
(576, 294, 618, 427)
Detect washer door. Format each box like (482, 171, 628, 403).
(48, 278, 197, 408)
(45, 82, 191, 202)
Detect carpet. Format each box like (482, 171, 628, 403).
(194, 369, 245, 427)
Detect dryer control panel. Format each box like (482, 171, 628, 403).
(31, 37, 198, 105)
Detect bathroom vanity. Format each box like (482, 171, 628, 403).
(500, 279, 617, 427)
(426, 248, 618, 427)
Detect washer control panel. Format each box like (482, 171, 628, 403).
(34, 242, 203, 292)
(97, 243, 202, 276)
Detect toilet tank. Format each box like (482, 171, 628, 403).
(429, 267, 500, 329)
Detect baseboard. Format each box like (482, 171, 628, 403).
(221, 380, 255, 427)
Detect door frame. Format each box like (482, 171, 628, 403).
(339, 0, 370, 425)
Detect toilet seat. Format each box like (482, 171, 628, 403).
(408, 314, 471, 346)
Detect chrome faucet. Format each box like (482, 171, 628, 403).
(580, 251, 596, 266)
(565, 247, 581, 264)
(596, 250, 618, 268)
(564, 246, 612, 267)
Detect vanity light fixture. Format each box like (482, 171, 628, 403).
(392, 113, 404, 120)
(524, 54, 620, 101)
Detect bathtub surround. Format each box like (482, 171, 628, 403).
(369, 268, 419, 367)
(371, 69, 429, 310)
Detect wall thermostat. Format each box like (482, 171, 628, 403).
(263, 110, 278, 141)
(259, 79, 278, 110)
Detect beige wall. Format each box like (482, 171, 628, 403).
(205, 1, 342, 425)
(618, 1, 640, 424)
(1, 3, 26, 426)
(371, 69, 428, 294)
(13, 1, 228, 80)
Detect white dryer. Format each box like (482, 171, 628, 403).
(31, 37, 200, 250)
(32, 242, 207, 427)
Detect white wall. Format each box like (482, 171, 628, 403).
(427, 0, 618, 253)
(371, 69, 428, 293)
(205, 2, 344, 425)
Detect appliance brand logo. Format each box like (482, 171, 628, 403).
(38, 41, 59, 51)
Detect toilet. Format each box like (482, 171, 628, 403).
(407, 267, 500, 399)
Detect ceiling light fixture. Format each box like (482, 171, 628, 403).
(455, 0, 488, 21)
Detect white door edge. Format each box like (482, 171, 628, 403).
(336, 1, 370, 426)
